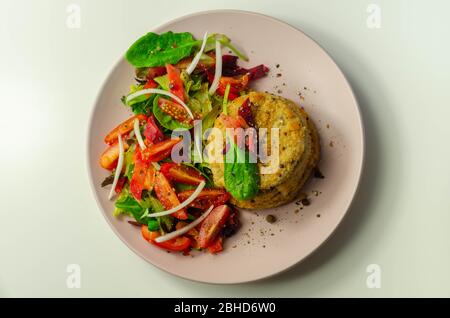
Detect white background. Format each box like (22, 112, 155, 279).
(1, 0, 449, 297)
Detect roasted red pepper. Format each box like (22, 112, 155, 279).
(160, 163, 205, 185)
(140, 137, 182, 163)
(154, 172, 188, 220)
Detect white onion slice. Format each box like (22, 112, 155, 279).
(147, 181, 206, 217)
(186, 31, 208, 75)
(108, 134, 124, 200)
(208, 41, 222, 95)
(155, 205, 214, 243)
(126, 88, 194, 119)
(151, 162, 160, 170)
(134, 118, 146, 150)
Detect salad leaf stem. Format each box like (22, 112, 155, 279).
(222, 83, 231, 115)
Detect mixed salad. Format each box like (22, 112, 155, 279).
(99, 31, 268, 254)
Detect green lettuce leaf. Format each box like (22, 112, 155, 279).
(189, 83, 212, 116)
(224, 142, 259, 200)
(125, 84, 155, 115)
(153, 75, 169, 91)
(126, 31, 197, 67)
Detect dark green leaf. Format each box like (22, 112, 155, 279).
(147, 218, 159, 231)
(126, 31, 197, 68)
(224, 142, 259, 200)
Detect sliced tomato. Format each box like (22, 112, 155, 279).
(157, 97, 192, 125)
(178, 188, 230, 202)
(198, 205, 231, 249)
(175, 222, 201, 249)
(130, 147, 156, 200)
(99, 141, 130, 170)
(191, 193, 231, 210)
(178, 189, 231, 210)
(166, 64, 185, 102)
(216, 74, 250, 100)
(143, 78, 158, 89)
(160, 163, 205, 185)
(104, 114, 147, 145)
(217, 84, 239, 100)
(144, 115, 165, 145)
(219, 74, 250, 89)
(217, 113, 248, 129)
(141, 225, 191, 252)
(154, 172, 188, 220)
(207, 236, 223, 254)
(140, 137, 182, 163)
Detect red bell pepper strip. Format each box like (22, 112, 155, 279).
(154, 172, 188, 220)
(160, 163, 205, 185)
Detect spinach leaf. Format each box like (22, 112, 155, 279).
(126, 31, 197, 67)
(224, 142, 259, 200)
(152, 95, 192, 130)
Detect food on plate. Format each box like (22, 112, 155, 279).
(208, 92, 320, 209)
(99, 31, 268, 254)
(99, 30, 320, 255)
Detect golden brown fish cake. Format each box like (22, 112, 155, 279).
(231, 111, 320, 209)
(207, 92, 320, 210)
(209, 92, 308, 190)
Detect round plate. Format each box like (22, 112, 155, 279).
(88, 10, 364, 284)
